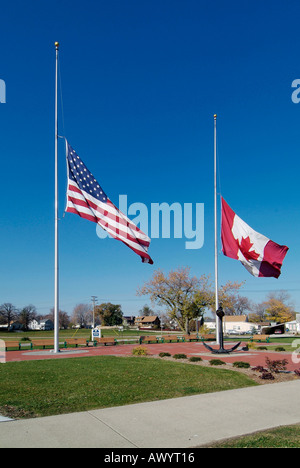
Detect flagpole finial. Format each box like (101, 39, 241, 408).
(214, 114, 217, 119)
(55, 42, 60, 49)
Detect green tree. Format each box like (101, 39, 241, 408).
(96, 303, 123, 326)
(139, 305, 155, 316)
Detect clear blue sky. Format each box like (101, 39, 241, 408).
(1, 0, 299, 317)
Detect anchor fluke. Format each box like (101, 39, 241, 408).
(202, 306, 242, 355)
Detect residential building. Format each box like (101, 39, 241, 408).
(285, 319, 300, 334)
(28, 319, 54, 331)
(135, 315, 161, 329)
(9, 321, 24, 331)
(205, 315, 257, 334)
(122, 316, 135, 326)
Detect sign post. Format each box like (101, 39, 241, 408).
(92, 326, 101, 342)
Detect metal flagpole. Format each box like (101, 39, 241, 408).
(202, 115, 241, 353)
(54, 42, 60, 353)
(91, 296, 98, 329)
(214, 114, 220, 344)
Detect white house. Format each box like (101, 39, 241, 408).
(28, 319, 54, 331)
(205, 315, 258, 334)
(284, 317, 300, 334)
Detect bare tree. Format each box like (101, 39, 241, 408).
(216, 281, 252, 316)
(71, 303, 92, 328)
(49, 308, 71, 329)
(0, 303, 18, 329)
(18, 304, 37, 330)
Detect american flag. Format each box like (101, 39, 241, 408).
(65, 142, 153, 264)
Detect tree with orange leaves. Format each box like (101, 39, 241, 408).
(137, 267, 213, 334)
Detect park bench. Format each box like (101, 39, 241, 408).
(140, 336, 160, 344)
(88, 340, 98, 347)
(251, 334, 270, 343)
(4, 341, 34, 351)
(4, 341, 23, 351)
(183, 334, 200, 342)
(65, 338, 89, 348)
(201, 334, 216, 341)
(31, 339, 56, 349)
(161, 335, 183, 343)
(96, 337, 116, 346)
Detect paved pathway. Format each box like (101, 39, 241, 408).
(4, 340, 300, 371)
(0, 380, 299, 448)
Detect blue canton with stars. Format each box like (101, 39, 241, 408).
(67, 143, 108, 203)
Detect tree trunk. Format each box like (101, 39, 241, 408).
(185, 317, 189, 335)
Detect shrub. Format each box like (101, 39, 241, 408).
(260, 371, 275, 380)
(209, 359, 226, 366)
(252, 365, 267, 373)
(257, 346, 268, 350)
(247, 342, 257, 349)
(294, 369, 300, 377)
(132, 346, 148, 356)
(159, 352, 171, 358)
(173, 353, 187, 360)
(265, 357, 288, 373)
(275, 347, 286, 352)
(233, 361, 250, 369)
(189, 356, 202, 362)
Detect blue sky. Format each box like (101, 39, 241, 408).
(0, 0, 300, 317)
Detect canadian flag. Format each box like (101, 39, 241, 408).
(221, 197, 288, 278)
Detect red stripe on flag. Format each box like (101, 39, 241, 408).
(66, 206, 97, 223)
(259, 240, 289, 278)
(65, 144, 153, 265)
(67, 194, 150, 247)
(221, 197, 239, 259)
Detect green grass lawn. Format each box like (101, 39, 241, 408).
(0, 356, 257, 419)
(0, 329, 92, 340)
(206, 424, 300, 448)
(0, 328, 163, 342)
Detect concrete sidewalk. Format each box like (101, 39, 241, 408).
(0, 380, 300, 448)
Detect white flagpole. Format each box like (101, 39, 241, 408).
(214, 114, 220, 344)
(54, 42, 60, 353)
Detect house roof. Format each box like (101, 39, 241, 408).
(141, 316, 159, 323)
(224, 315, 248, 323)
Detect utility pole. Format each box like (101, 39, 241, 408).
(91, 296, 98, 329)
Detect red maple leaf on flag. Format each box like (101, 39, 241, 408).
(238, 236, 260, 261)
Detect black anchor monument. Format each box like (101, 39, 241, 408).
(202, 306, 241, 354)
